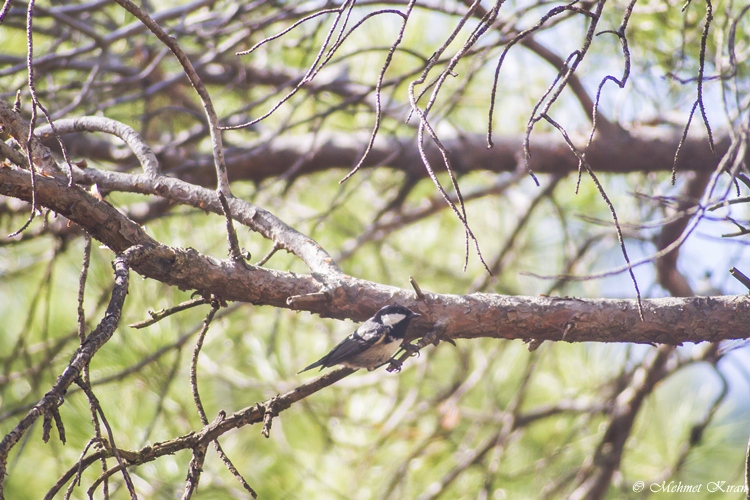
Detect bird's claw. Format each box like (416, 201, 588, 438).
(386, 358, 403, 373)
(401, 342, 421, 357)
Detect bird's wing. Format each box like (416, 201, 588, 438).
(298, 321, 382, 373)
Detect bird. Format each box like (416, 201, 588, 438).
(299, 305, 420, 373)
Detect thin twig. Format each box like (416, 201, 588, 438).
(730, 267, 750, 291)
(218, 191, 244, 262)
(129, 297, 210, 329)
(111, 0, 232, 194)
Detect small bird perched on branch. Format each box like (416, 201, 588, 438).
(299, 305, 420, 373)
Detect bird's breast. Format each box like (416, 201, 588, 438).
(342, 340, 401, 370)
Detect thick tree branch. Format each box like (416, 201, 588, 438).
(41, 129, 729, 188)
(0, 166, 747, 345)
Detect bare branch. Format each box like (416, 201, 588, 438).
(0, 249, 132, 497)
(36, 116, 160, 176)
(111, 0, 231, 194)
(0, 165, 747, 346)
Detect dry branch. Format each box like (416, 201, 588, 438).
(41, 129, 726, 188)
(0, 165, 747, 345)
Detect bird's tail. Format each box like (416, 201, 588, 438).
(297, 360, 325, 374)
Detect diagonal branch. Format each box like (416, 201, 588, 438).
(0, 100, 340, 275)
(0, 248, 133, 498)
(0, 165, 748, 346)
(43, 367, 356, 500)
(111, 0, 231, 194)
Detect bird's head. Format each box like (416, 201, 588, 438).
(374, 304, 420, 338)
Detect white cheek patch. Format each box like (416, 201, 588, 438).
(381, 313, 406, 326)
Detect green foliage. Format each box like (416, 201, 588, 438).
(2, 0, 749, 498)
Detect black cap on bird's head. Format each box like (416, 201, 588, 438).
(372, 304, 420, 339)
